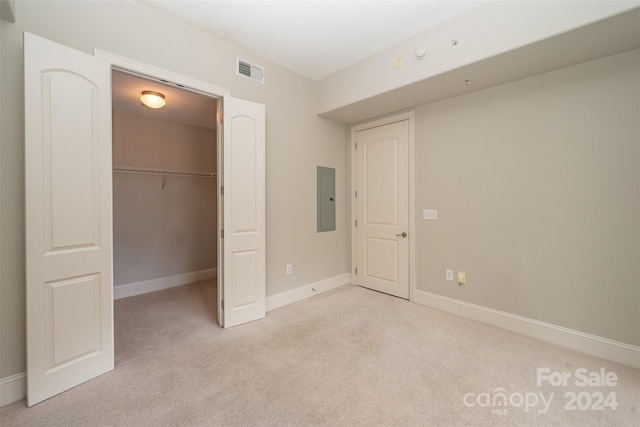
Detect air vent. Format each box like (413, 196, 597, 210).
(237, 58, 265, 84)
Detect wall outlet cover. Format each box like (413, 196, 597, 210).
(446, 269, 454, 281)
(457, 271, 466, 285)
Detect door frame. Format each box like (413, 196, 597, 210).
(350, 111, 416, 301)
(94, 49, 229, 326)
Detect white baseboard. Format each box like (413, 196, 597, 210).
(267, 273, 352, 312)
(413, 290, 640, 369)
(1, 372, 26, 407)
(114, 268, 217, 300)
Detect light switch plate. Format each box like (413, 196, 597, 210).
(423, 209, 438, 220)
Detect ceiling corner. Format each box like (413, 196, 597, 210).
(1, 0, 15, 23)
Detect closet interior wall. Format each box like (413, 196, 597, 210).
(112, 108, 218, 292)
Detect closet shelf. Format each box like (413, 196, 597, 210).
(113, 166, 217, 179)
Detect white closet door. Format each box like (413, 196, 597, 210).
(24, 32, 114, 406)
(221, 97, 266, 327)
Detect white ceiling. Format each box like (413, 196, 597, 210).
(116, 2, 639, 127)
(112, 70, 218, 129)
(322, 8, 640, 123)
(140, 0, 484, 81)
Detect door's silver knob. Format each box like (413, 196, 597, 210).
(396, 232, 408, 237)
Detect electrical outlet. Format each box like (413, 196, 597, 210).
(458, 271, 466, 285)
(445, 269, 454, 281)
(286, 264, 293, 275)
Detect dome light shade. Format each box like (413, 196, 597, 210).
(140, 90, 166, 109)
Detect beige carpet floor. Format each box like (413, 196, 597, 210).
(1, 281, 638, 426)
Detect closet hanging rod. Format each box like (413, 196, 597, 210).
(113, 166, 216, 178)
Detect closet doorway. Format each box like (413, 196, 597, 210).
(24, 34, 266, 405)
(111, 70, 220, 358)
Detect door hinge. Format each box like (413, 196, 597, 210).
(355, 190, 358, 198)
(355, 267, 358, 275)
(221, 186, 224, 196)
(221, 300, 224, 310)
(355, 219, 357, 227)
(355, 143, 358, 150)
(221, 229, 224, 239)
(220, 113, 224, 124)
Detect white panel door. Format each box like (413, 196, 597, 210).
(24, 32, 113, 406)
(221, 97, 266, 327)
(356, 120, 409, 299)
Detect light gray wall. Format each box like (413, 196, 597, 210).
(0, 0, 349, 379)
(113, 110, 217, 174)
(415, 49, 639, 346)
(113, 111, 217, 286)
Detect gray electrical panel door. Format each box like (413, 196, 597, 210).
(317, 166, 336, 232)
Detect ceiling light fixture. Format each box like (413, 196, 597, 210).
(140, 90, 166, 109)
